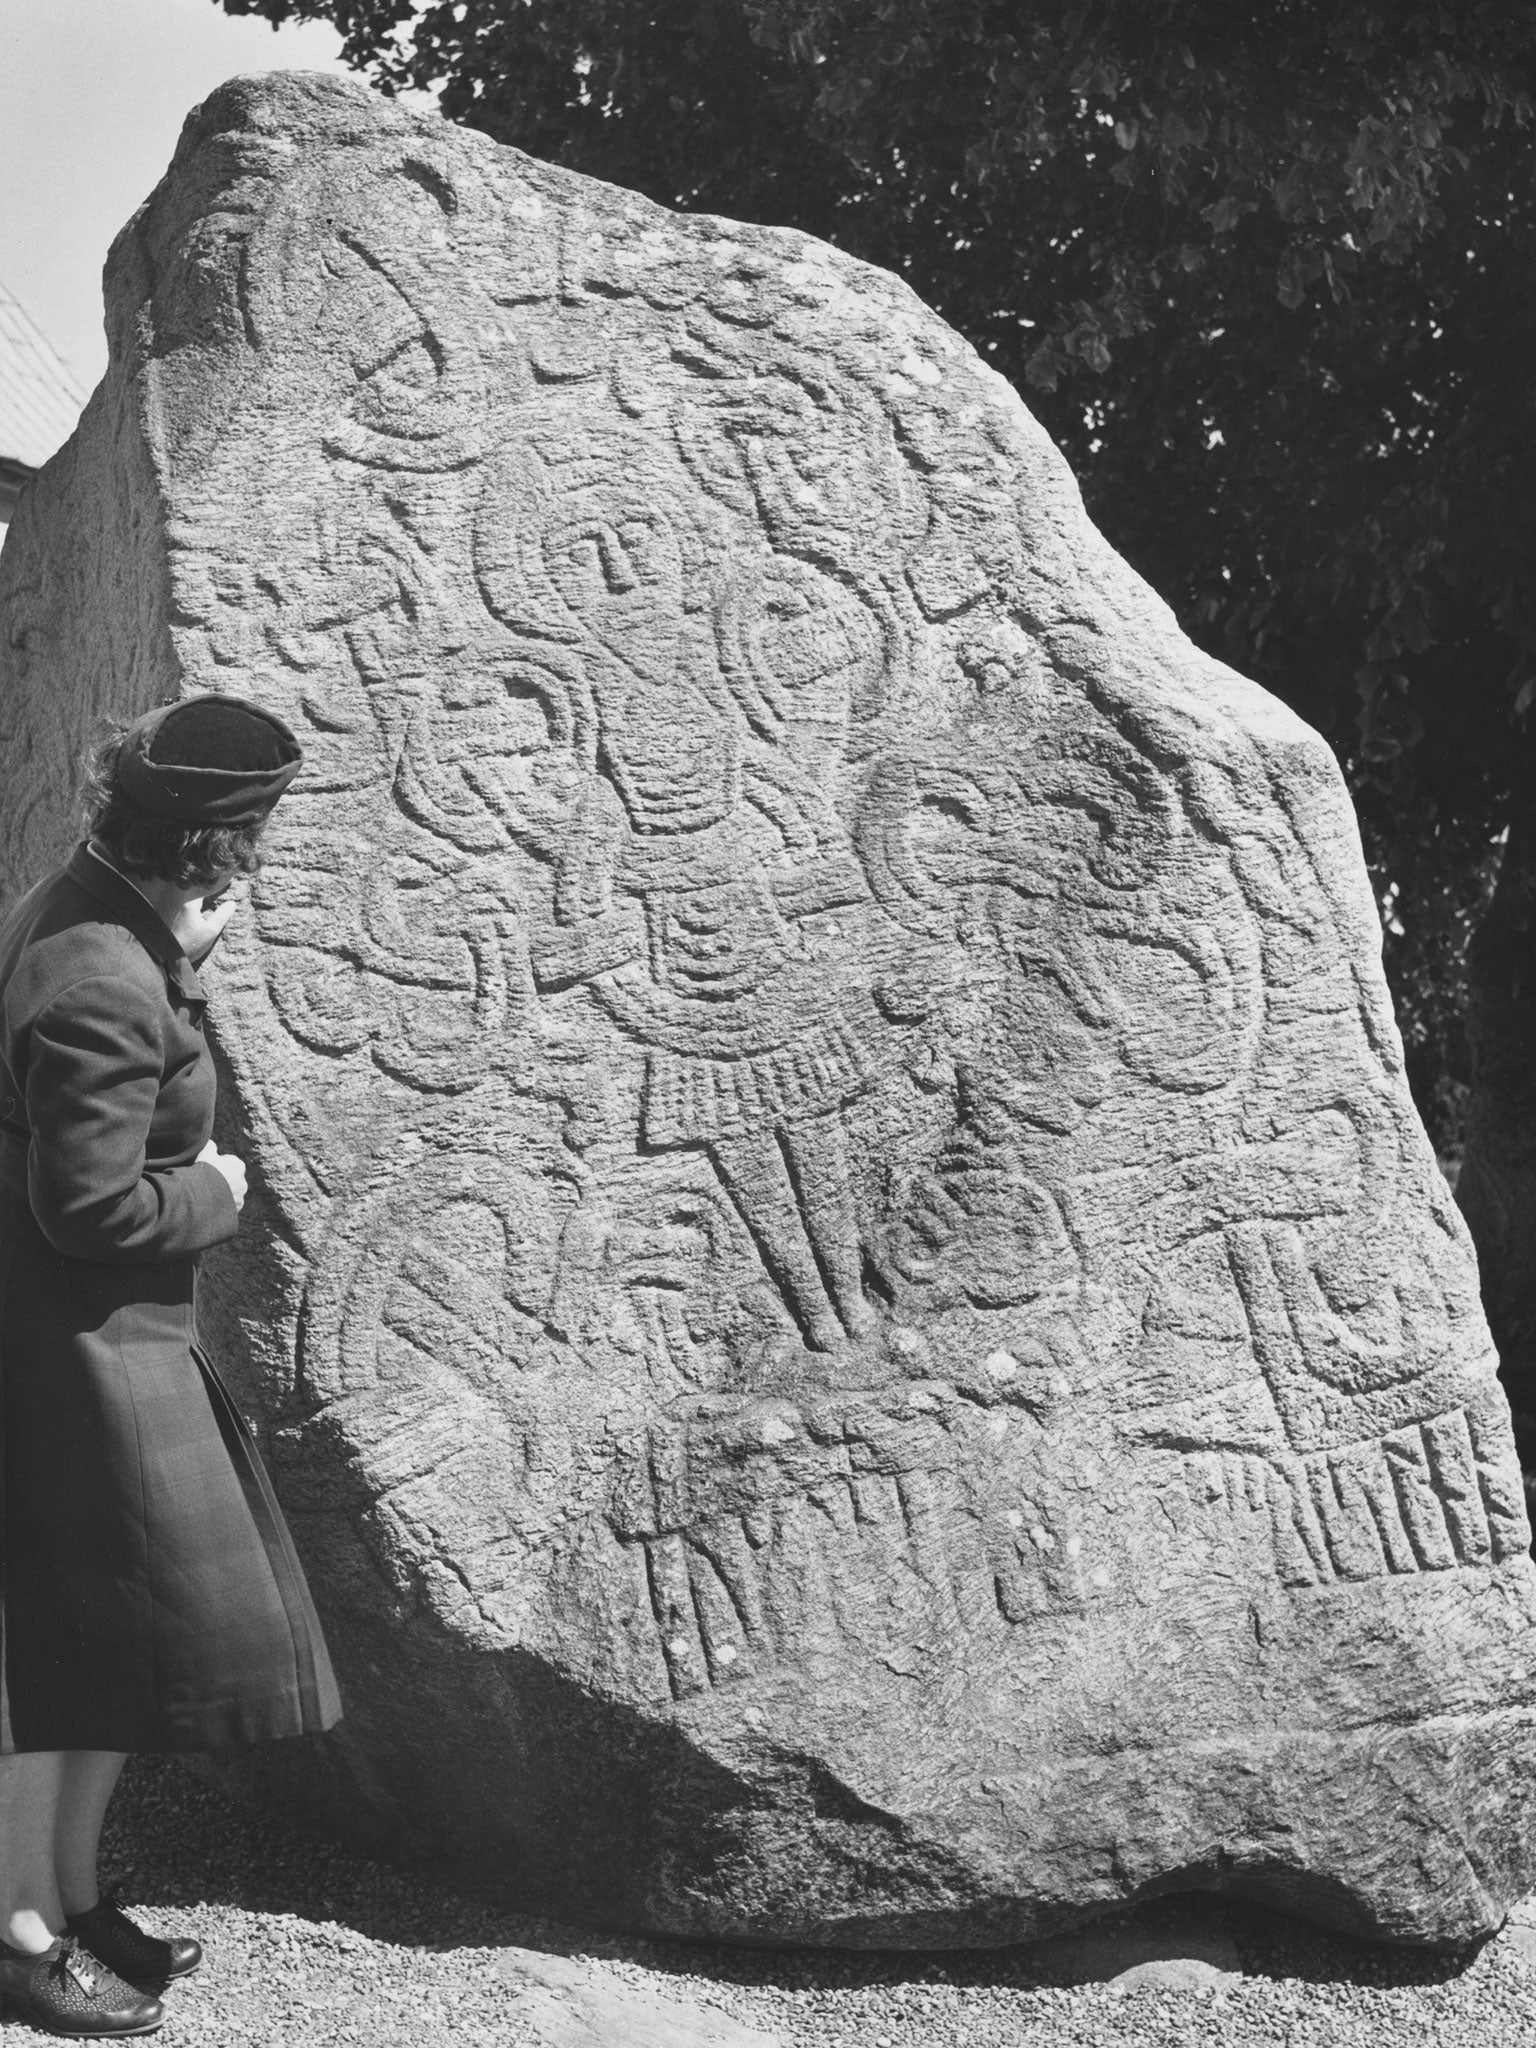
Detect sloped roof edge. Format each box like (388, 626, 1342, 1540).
(0, 278, 90, 473)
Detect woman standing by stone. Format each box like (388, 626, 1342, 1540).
(0, 696, 341, 2037)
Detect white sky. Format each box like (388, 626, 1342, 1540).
(1, 0, 425, 393)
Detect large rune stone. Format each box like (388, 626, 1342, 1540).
(4, 71, 1536, 1950)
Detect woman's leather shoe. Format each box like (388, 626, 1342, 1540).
(63, 1900, 201, 1989)
(0, 1935, 164, 2036)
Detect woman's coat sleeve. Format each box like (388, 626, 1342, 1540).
(24, 973, 239, 1262)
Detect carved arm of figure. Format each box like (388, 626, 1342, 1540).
(361, 858, 531, 1092)
(530, 911, 644, 993)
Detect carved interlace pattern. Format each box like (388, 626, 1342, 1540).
(133, 124, 1521, 1701)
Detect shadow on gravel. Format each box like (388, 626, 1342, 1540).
(1212, 1895, 1479, 1990)
(101, 1754, 1478, 1997)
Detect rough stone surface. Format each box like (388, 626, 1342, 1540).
(3, 70, 1536, 1950)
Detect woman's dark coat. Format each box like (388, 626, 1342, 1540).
(0, 845, 340, 1752)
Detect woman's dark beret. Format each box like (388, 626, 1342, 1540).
(117, 695, 303, 825)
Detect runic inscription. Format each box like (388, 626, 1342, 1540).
(4, 69, 1535, 1948)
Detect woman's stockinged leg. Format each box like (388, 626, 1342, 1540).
(54, 1751, 127, 1920)
(0, 1752, 165, 2035)
(0, 1751, 66, 1952)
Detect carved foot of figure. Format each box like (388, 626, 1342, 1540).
(807, 1307, 847, 1354)
(730, 1306, 910, 1400)
(838, 1293, 878, 1341)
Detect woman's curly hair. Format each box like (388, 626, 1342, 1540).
(80, 725, 267, 889)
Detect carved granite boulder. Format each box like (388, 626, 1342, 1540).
(4, 71, 1536, 1949)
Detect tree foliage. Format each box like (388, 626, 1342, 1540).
(222, 0, 1536, 1148)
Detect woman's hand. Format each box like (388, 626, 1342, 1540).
(172, 883, 239, 967)
(197, 1139, 247, 1213)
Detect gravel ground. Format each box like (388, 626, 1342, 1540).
(2, 1754, 1530, 2046)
